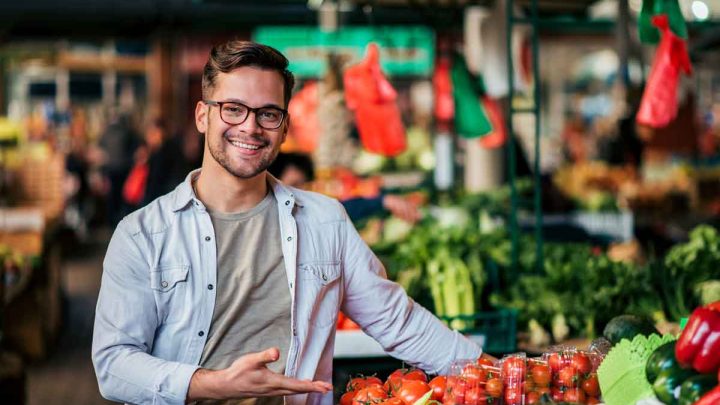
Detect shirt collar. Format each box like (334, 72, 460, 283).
(172, 169, 303, 212)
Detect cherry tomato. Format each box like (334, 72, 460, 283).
(502, 357, 527, 382)
(587, 396, 601, 404)
(428, 376, 447, 401)
(530, 364, 552, 387)
(477, 356, 495, 368)
(504, 384, 524, 405)
(558, 366, 580, 388)
(486, 377, 503, 398)
(548, 352, 570, 373)
(340, 391, 355, 405)
(564, 387, 586, 403)
(571, 352, 593, 375)
(465, 385, 485, 405)
(582, 373, 600, 397)
(395, 380, 431, 405)
(446, 376, 467, 404)
(526, 391, 541, 405)
(463, 364, 488, 386)
(353, 385, 387, 404)
(551, 387, 565, 402)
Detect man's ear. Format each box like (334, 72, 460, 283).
(195, 101, 208, 134)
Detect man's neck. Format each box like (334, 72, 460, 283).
(195, 164, 269, 214)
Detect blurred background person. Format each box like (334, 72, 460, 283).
(269, 152, 422, 223)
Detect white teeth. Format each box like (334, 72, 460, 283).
(229, 140, 261, 150)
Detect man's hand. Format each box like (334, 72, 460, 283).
(382, 195, 422, 223)
(186, 348, 333, 402)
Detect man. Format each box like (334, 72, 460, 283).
(92, 41, 482, 405)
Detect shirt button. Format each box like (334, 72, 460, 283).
(285, 200, 290, 206)
(287, 236, 292, 242)
(205, 236, 211, 241)
(161, 281, 168, 288)
(208, 284, 214, 290)
(198, 331, 204, 337)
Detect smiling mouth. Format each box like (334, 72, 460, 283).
(227, 139, 264, 150)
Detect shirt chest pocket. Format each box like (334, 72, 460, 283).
(298, 262, 342, 328)
(150, 265, 190, 322)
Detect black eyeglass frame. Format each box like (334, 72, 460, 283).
(204, 100, 288, 130)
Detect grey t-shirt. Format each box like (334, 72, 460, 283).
(198, 191, 291, 405)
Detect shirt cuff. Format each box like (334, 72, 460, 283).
(157, 362, 200, 404)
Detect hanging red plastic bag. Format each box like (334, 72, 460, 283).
(637, 14, 692, 129)
(343, 43, 406, 157)
(451, 52, 492, 139)
(433, 54, 454, 123)
(639, 0, 687, 44)
(479, 96, 507, 149)
(287, 81, 320, 153)
(122, 162, 148, 205)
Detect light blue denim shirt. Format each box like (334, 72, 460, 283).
(92, 170, 481, 405)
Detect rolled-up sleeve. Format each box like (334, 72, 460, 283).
(92, 219, 199, 404)
(338, 207, 482, 375)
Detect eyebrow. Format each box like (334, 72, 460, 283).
(220, 98, 285, 110)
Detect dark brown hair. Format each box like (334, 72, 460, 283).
(202, 40, 295, 106)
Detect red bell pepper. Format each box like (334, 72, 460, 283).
(695, 385, 720, 405)
(675, 301, 720, 374)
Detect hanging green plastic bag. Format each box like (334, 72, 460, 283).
(451, 52, 492, 138)
(639, 0, 687, 44)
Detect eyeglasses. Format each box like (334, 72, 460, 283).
(204, 100, 287, 130)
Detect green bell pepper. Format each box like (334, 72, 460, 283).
(647, 341, 681, 384)
(678, 374, 718, 405)
(653, 367, 697, 405)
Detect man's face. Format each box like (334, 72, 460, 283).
(195, 66, 288, 179)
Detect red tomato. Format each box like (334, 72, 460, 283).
(486, 377, 503, 398)
(446, 376, 467, 404)
(387, 368, 427, 383)
(465, 385, 485, 405)
(572, 353, 593, 375)
(526, 391, 541, 405)
(428, 376, 447, 401)
(587, 396, 601, 404)
(530, 365, 552, 387)
(353, 385, 388, 404)
(582, 373, 600, 397)
(551, 387, 565, 402)
(395, 380, 431, 405)
(477, 356, 495, 368)
(502, 357, 527, 382)
(564, 387, 586, 403)
(340, 391, 355, 405)
(347, 376, 383, 392)
(558, 366, 580, 388)
(504, 384, 524, 405)
(548, 352, 570, 373)
(463, 364, 488, 386)
(523, 379, 535, 393)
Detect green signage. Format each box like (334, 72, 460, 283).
(253, 26, 435, 77)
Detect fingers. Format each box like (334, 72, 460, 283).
(272, 376, 333, 395)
